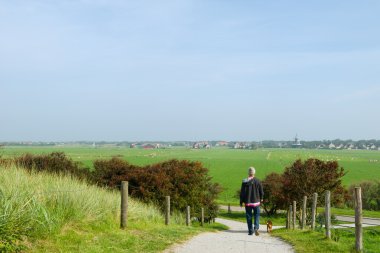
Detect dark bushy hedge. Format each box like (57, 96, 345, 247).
(13, 152, 90, 179)
(93, 158, 221, 217)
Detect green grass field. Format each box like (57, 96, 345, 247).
(2, 146, 380, 204)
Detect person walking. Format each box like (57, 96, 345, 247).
(240, 167, 264, 236)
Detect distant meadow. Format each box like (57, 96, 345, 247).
(2, 146, 379, 204)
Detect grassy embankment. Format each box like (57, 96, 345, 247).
(0, 166, 226, 252)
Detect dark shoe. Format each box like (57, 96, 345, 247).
(248, 231, 253, 235)
(254, 229, 259, 236)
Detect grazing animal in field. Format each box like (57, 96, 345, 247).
(266, 220, 273, 233)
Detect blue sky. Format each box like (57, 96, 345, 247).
(1, 0, 379, 141)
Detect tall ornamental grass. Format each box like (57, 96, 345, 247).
(0, 165, 163, 252)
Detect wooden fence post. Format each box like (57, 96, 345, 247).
(201, 207, 204, 226)
(354, 187, 363, 252)
(325, 191, 331, 239)
(302, 196, 307, 230)
(287, 204, 292, 229)
(120, 181, 128, 229)
(311, 193, 318, 230)
(228, 204, 231, 214)
(165, 196, 170, 225)
(293, 201, 297, 229)
(186, 206, 191, 226)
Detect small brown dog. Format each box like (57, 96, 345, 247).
(266, 220, 273, 233)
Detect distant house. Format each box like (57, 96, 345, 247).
(329, 143, 336, 149)
(370, 144, 377, 150)
(130, 143, 136, 148)
(217, 141, 228, 146)
(192, 141, 210, 149)
(233, 142, 246, 149)
(142, 144, 156, 149)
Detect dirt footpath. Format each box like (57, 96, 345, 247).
(165, 218, 294, 253)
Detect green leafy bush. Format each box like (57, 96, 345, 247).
(347, 181, 380, 210)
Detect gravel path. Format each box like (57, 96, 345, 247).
(165, 218, 294, 253)
(335, 215, 380, 226)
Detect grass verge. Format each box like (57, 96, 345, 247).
(272, 226, 380, 253)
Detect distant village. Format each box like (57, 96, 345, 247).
(187, 137, 380, 150)
(1, 137, 380, 151)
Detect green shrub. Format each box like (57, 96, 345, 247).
(347, 181, 380, 210)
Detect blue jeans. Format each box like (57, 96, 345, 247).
(245, 206, 260, 233)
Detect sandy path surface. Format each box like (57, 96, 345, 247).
(165, 218, 294, 253)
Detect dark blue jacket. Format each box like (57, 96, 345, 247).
(240, 177, 264, 205)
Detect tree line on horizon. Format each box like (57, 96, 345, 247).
(1, 139, 380, 150)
